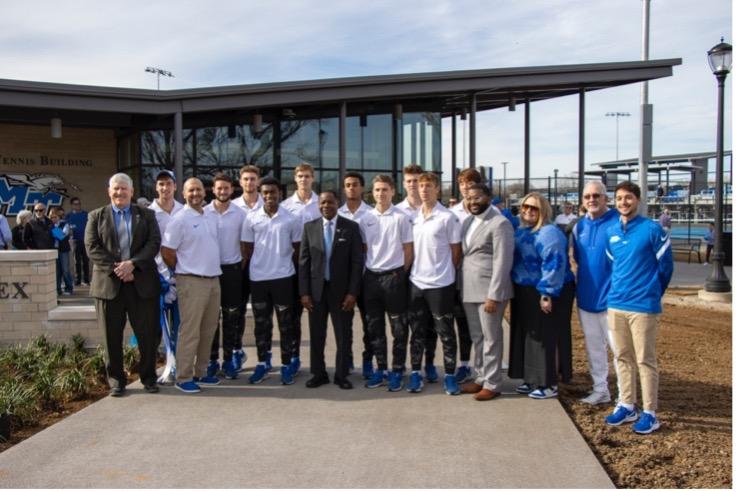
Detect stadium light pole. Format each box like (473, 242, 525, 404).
(705, 39, 732, 293)
(145, 66, 174, 90)
(500, 161, 508, 202)
(605, 112, 631, 161)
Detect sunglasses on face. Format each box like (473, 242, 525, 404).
(34, 208, 45, 212)
(583, 193, 602, 200)
(521, 204, 539, 212)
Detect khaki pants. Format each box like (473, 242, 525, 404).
(608, 308, 659, 412)
(175, 275, 221, 382)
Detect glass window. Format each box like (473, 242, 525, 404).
(195, 124, 274, 171)
(281, 119, 340, 170)
(401, 112, 441, 173)
(141, 130, 194, 167)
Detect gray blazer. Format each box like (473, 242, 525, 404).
(460, 206, 515, 303)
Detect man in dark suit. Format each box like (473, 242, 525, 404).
(299, 191, 363, 389)
(85, 172, 161, 396)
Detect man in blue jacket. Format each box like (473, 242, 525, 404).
(571, 181, 619, 405)
(604, 181, 673, 435)
(67, 197, 90, 286)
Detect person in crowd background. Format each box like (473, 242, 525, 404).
(24, 202, 54, 250)
(11, 210, 32, 250)
(67, 197, 90, 287)
(49, 207, 73, 296)
(703, 222, 715, 265)
(509, 192, 575, 400)
(0, 212, 11, 250)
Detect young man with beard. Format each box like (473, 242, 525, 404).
(161, 178, 222, 394)
(204, 173, 247, 380)
(603, 181, 673, 434)
(241, 176, 302, 385)
(407, 172, 463, 396)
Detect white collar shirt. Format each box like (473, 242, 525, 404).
(450, 200, 471, 222)
(149, 199, 184, 238)
(232, 194, 264, 216)
(463, 206, 491, 248)
(555, 213, 576, 226)
(364, 205, 413, 272)
(241, 205, 302, 281)
(161, 205, 222, 277)
(338, 201, 375, 243)
(204, 201, 247, 265)
(396, 198, 421, 221)
(282, 191, 321, 225)
(410, 202, 462, 289)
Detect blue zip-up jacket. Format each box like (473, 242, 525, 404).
(67, 210, 88, 242)
(572, 208, 619, 312)
(512, 224, 574, 297)
(605, 214, 673, 314)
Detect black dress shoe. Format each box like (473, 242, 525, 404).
(334, 377, 353, 390)
(110, 387, 126, 397)
(306, 374, 330, 388)
(144, 383, 159, 394)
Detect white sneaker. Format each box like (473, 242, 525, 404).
(529, 386, 558, 399)
(580, 391, 611, 405)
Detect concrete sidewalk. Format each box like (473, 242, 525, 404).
(0, 319, 613, 488)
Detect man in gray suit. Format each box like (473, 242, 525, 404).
(459, 183, 514, 401)
(85, 173, 161, 396)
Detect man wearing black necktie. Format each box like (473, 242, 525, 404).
(85, 173, 161, 396)
(299, 191, 363, 389)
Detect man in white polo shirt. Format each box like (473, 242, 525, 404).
(231, 164, 264, 372)
(241, 176, 303, 386)
(204, 173, 247, 380)
(338, 171, 377, 379)
(281, 162, 321, 374)
(407, 172, 463, 396)
(396, 163, 423, 220)
(161, 178, 222, 394)
(362, 175, 414, 392)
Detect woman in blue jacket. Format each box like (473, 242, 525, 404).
(508, 192, 575, 399)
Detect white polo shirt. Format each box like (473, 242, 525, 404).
(282, 191, 321, 225)
(162, 205, 222, 277)
(396, 198, 421, 221)
(204, 201, 247, 265)
(410, 202, 462, 289)
(450, 200, 471, 222)
(232, 194, 264, 216)
(338, 200, 377, 243)
(149, 199, 184, 238)
(241, 205, 302, 282)
(364, 205, 413, 272)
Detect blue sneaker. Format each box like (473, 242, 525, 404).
(387, 371, 403, 392)
(233, 349, 246, 372)
(424, 364, 439, 383)
(223, 359, 239, 380)
(249, 364, 269, 384)
(362, 360, 374, 380)
(605, 404, 639, 426)
(455, 365, 472, 384)
(206, 360, 220, 378)
(175, 380, 201, 393)
(289, 356, 301, 376)
(264, 351, 273, 372)
(632, 412, 660, 434)
(444, 374, 461, 395)
(406, 372, 424, 393)
(194, 375, 221, 385)
(365, 370, 387, 388)
(281, 365, 295, 385)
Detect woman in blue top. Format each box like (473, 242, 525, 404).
(508, 192, 575, 399)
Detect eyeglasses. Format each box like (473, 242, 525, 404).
(521, 204, 539, 212)
(583, 193, 602, 200)
(34, 208, 45, 212)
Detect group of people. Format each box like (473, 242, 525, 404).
(2, 197, 91, 296)
(78, 161, 672, 436)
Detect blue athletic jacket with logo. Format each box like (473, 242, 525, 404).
(571, 208, 619, 313)
(512, 223, 574, 297)
(605, 214, 673, 314)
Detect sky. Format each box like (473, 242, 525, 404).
(0, 0, 731, 181)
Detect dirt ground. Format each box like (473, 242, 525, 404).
(559, 292, 732, 488)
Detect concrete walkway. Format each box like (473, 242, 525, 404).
(0, 319, 613, 489)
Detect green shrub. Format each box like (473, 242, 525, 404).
(56, 368, 89, 401)
(123, 345, 140, 374)
(70, 334, 87, 354)
(0, 380, 39, 425)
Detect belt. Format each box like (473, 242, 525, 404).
(366, 267, 403, 276)
(176, 273, 219, 279)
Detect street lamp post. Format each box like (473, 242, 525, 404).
(553, 168, 559, 215)
(605, 112, 631, 161)
(145, 66, 174, 90)
(501, 161, 508, 204)
(705, 39, 732, 293)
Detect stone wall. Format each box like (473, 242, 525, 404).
(0, 250, 99, 347)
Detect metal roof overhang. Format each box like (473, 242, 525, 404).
(0, 58, 681, 128)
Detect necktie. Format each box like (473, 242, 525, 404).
(117, 210, 130, 260)
(324, 220, 333, 280)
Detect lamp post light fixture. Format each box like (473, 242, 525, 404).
(605, 111, 631, 161)
(145, 66, 174, 90)
(705, 38, 732, 294)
